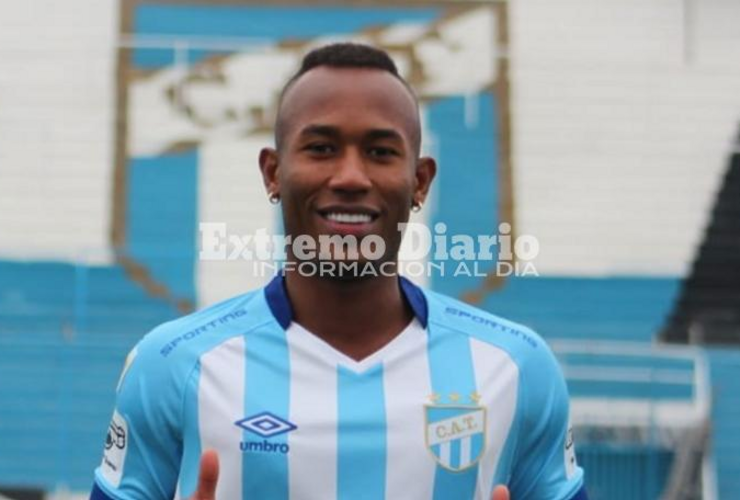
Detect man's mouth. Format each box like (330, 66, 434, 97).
(322, 212, 375, 224)
(316, 207, 380, 236)
(318, 207, 380, 224)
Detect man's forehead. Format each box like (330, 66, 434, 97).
(278, 66, 419, 141)
(282, 66, 415, 108)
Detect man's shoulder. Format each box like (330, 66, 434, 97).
(421, 288, 568, 406)
(135, 286, 274, 362)
(112, 287, 278, 424)
(422, 287, 552, 368)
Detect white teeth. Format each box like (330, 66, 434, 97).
(325, 212, 372, 224)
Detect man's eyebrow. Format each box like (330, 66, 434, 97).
(366, 128, 405, 143)
(298, 124, 339, 138)
(297, 125, 406, 144)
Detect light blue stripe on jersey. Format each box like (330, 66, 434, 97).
(427, 329, 479, 500)
(243, 329, 291, 499)
(337, 364, 386, 500)
(492, 406, 520, 489)
(449, 438, 462, 470)
(179, 364, 202, 496)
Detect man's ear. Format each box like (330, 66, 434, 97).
(259, 147, 279, 196)
(413, 156, 437, 206)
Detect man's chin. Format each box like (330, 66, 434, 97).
(293, 258, 399, 281)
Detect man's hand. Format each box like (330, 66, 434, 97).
(492, 485, 510, 500)
(189, 449, 219, 500)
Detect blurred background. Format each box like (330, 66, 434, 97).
(1, 1, 739, 499)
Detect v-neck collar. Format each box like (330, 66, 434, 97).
(286, 317, 425, 373)
(264, 274, 429, 330)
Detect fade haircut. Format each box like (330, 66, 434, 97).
(274, 42, 420, 154)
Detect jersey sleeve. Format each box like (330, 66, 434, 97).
(508, 338, 587, 500)
(91, 335, 190, 500)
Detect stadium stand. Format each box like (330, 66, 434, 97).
(480, 277, 681, 343)
(0, 260, 182, 490)
(552, 341, 709, 500)
(657, 130, 740, 497)
(663, 135, 740, 345)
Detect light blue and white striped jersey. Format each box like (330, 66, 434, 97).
(92, 276, 587, 500)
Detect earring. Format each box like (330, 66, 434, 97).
(411, 201, 423, 212)
(268, 192, 280, 205)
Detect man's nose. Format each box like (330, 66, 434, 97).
(327, 148, 372, 193)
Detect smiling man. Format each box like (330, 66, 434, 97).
(91, 43, 587, 500)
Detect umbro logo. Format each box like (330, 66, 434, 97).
(235, 412, 297, 455)
(235, 412, 297, 438)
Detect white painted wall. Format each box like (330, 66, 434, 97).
(509, 0, 740, 276)
(0, 0, 118, 264)
(196, 136, 277, 306)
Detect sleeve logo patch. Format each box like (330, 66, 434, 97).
(101, 409, 128, 487)
(564, 425, 577, 479)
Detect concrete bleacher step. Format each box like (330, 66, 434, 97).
(0, 261, 188, 305)
(0, 338, 130, 491)
(480, 276, 679, 343)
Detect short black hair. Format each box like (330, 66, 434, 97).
(275, 43, 419, 153)
(289, 42, 402, 85)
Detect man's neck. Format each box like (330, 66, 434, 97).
(284, 269, 414, 361)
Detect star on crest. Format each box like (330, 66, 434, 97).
(428, 392, 484, 405)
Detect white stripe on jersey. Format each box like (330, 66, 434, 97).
(439, 442, 452, 467)
(381, 320, 435, 500)
(460, 436, 472, 468)
(198, 336, 246, 500)
(470, 337, 519, 497)
(286, 325, 339, 500)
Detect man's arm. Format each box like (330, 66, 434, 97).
(91, 340, 188, 499)
(507, 336, 587, 499)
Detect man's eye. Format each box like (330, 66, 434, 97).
(368, 147, 397, 158)
(305, 143, 335, 154)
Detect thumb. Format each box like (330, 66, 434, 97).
(491, 485, 510, 500)
(193, 449, 220, 499)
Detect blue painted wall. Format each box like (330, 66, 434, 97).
(132, 5, 441, 68)
(428, 94, 500, 298)
(127, 150, 198, 303)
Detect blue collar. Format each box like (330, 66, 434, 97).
(264, 275, 428, 329)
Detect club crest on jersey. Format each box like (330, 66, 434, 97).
(425, 393, 486, 472)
